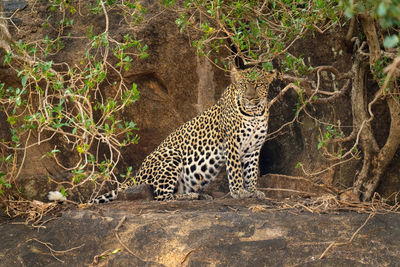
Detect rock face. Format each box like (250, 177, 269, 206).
(1, 3, 399, 266)
(0, 1, 230, 201)
(1, 199, 399, 266)
(0, 1, 399, 202)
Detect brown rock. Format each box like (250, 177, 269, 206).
(116, 184, 153, 202)
(1, 199, 399, 266)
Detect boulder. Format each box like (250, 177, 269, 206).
(0, 199, 399, 266)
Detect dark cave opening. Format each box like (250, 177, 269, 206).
(259, 140, 283, 176)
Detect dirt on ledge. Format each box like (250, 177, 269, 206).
(0, 197, 399, 266)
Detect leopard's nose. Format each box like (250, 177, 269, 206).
(244, 85, 256, 100)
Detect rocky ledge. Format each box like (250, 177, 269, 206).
(1, 197, 399, 266)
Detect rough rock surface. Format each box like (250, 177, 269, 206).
(1, 0, 399, 203)
(1, 198, 399, 266)
(0, 0, 232, 202)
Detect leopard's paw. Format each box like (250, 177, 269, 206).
(173, 192, 200, 200)
(199, 193, 213, 200)
(251, 190, 266, 200)
(230, 188, 252, 199)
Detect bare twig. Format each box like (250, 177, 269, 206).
(92, 249, 113, 265)
(181, 249, 198, 266)
(260, 187, 318, 197)
(27, 238, 84, 263)
(319, 212, 375, 259)
(267, 82, 301, 110)
(113, 216, 146, 262)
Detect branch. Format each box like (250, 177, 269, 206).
(311, 79, 351, 104)
(319, 212, 375, 259)
(282, 65, 353, 105)
(27, 238, 84, 263)
(359, 14, 380, 68)
(267, 82, 300, 110)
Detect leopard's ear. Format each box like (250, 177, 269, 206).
(263, 69, 277, 85)
(230, 66, 242, 83)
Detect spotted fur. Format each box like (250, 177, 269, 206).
(93, 68, 276, 203)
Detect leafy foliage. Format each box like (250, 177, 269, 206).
(0, 0, 147, 198)
(165, 0, 341, 72)
(342, 0, 400, 48)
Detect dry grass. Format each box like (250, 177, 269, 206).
(5, 198, 60, 227)
(276, 192, 399, 214)
(2, 187, 399, 229)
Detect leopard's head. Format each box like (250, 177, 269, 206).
(231, 67, 276, 116)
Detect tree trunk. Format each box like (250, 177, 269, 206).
(351, 54, 379, 200)
(0, 2, 11, 53)
(352, 14, 400, 201)
(361, 96, 400, 200)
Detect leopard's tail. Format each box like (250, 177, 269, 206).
(89, 189, 119, 204)
(90, 172, 141, 204)
(48, 173, 139, 204)
(47, 189, 119, 204)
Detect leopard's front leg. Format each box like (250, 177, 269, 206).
(226, 137, 252, 199)
(242, 150, 265, 199)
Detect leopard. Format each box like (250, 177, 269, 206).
(90, 67, 276, 203)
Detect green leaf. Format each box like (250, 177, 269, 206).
(21, 75, 28, 87)
(383, 35, 399, 48)
(162, 0, 175, 7)
(7, 116, 17, 125)
(5, 155, 13, 162)
(262, 62, 273, 71)
(0, 176, 11, 188)
(377, 2, 387, 17)
(139, 52, 149, 59)
(112, 248, 121, 254)
(317, 140, 325, 150)
(344, 7, 353, 19)
(3, 52, 13, 65)
(61, 187, 68, 197)
(77, 145, 85, 154)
